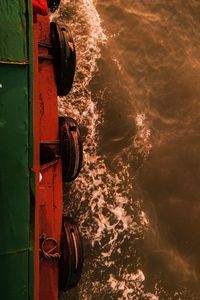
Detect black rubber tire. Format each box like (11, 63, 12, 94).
(47, 0, 60, 12)
(50, 22, 76, 96)
(59, 217, 84, 291)
(59, 117, 83, 182)
(40, 144, 55, 165)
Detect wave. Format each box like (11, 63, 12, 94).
(53, 1, 156, 299)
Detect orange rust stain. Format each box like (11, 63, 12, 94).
(34, 14, 63, 300)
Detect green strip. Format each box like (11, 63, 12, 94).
(0, 1, 34, 299)
(0, 249, 29, 256)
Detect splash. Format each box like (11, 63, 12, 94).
(108, 271, 160, 300)
(134, 113, 152, 158)
(54, 1, 155, 299)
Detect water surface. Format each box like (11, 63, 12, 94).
(53, 1, 200, 299)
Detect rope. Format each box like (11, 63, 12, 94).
(40, 233, 60, 260)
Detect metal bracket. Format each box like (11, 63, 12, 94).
(38, 42, 52, 49)
(40, 140, 60, 144)
(38, 54, 53, 61)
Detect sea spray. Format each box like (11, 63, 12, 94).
(54, 1, 154, 299)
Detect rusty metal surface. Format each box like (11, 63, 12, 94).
(37, 15, 62, 300)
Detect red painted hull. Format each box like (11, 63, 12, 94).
(33, 14, 63, 300)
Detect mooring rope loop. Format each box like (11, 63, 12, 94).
(39, 233, 60, 260)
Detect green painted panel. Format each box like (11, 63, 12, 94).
(0, 64, 30, 252)
(0, 1, 27, 61)
(1, 253, 29, 300)
(0, 0, 34, 299)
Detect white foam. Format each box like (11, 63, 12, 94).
(134, 113, 152, 158)
(108, 270, 154, 300)
(54, 1, 155, 299)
